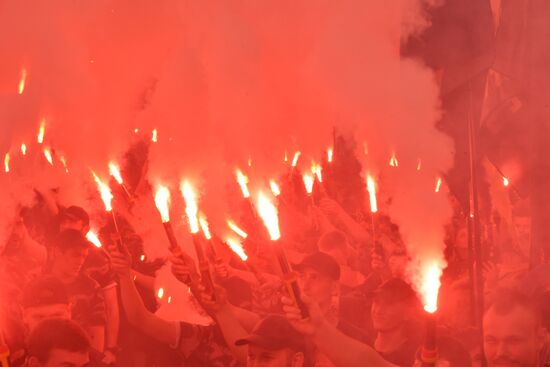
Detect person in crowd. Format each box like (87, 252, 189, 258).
(46, 229, 106, 353)
(483, 289, 550, 367)
(24, 318, 91, 367)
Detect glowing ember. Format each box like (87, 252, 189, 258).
(327, 148, 334, 163)
(21, 143, 27, 156)
(43, 148, 53, 165)
(227, 220, 248, 239)
(181, 181, 199, 234)
(134, 128, 139, 133)
(109, 162, 124, 184)
(157, 288, 164, 299)
(389, 152, 399, 167)
(270, 180, 281, 197)
(235, 169, 250, 198)
(256, 192, 280, 241)
(37, 119, 46, 144)
(86, 231, 102, 248)
(503, 177, 510, 187)
(312, 162, 323, 182)
(18, 68, 27, 94)
(291, 151, 301, 167)
(4, 153, 10, 173)
(154, 185, 171, 223)
(303, 173, 314, 194)
(420, 264, 443, 314)
(247, 157, 252, 167)
(284, 151, 288, 162)
(366, 175, 378, 213)
(140, 254, 146, 262)
(199, 215, 212, 240)
(152, 129, 158, 143)
(92, 172, 113, 212)
(417, 159, 422, 171)
(168, 296, 172, 304)
(435, 177, 442, 193)
(226, 237, 248, 261)
(59, 156, 69, 173)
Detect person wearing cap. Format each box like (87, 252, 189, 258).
(46, 229, 106, 353)
(58, 206, 120, 364)
(235, 315, 309, 367)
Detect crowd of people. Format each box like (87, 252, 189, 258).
(1, 138, 549, 367)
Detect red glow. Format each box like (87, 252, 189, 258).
(389, 151, 399, 167)
(86, 230, 102, 248)
(270, 180, 281, 197)
(420, 264, 443, 313)
(43, 148, 53, 165)
(181, 181, 199, 234)
(312, 162, 323, 182)
(37, 120, 46, 144)
(235, 169, 250, 198)
(366, 175, 378, 213)
(109, 162, 124, 184)
(435, 177, 442, 193)
(226, 237, 248, 261)
(154, 185, 171, 223)
(21, 143, 27, 156)
(60, 156, 69, 173)
(152, 129, 158, 143)
(303, 173, 314, 194)
(4, 153, 10, 173)
(291, 151, 301, 168)
(503, 177, 510, 187)
(18, 68, 27, 95)
(417, 159, 422, 171)
(327, 148, 334, 163)
(256, 192, 280, 241)
(92, 172, 113, 212)
(199, 215, 212, 240)
(157, 287, 164, 299)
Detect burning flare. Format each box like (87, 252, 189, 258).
(21, 143, 27, 156)
(327, 148, 334, 163)
(435, 177, 442, 193)
(43, 148, 53, 165)
(152, 129, 158, 143)
(284, 151, 288, 163)
(60, 156, 69, 173)
(235, 169, 250, 198)
(4, 153, 10, 173)
(291, 151, 301, 168)
(157, 288, 164, 299)
(420, 264, 443, 314)
(181, 181, 199, 234)
(18, 68, 27, 94)
(270, 180, 281, 197)
(109, 163, 124, 184)
(312, 162, 323, 182)
(37, 119, 46, 144)
(256, 192, 281, 241)
(154, 185, 171, 223)
(86, 231, 102, 248)
(199, 215, 212, 240)
(226, 237, 248, 262)
(92, 172, 113, 212)
(389, 151, 399, 167)
(366, 175, 378, 213)
(227, 220, 248, 239)
(503, 177, 510, 187)
(303, 173, 314, 194)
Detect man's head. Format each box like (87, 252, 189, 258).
(59, 206, 90, 234)
(483, 289, 546, 367)
(371, 278, 420, 332)
(294, 252, 340, 305)
(26, 319, 90, 367)
(236, 315, 307, 367)
(317, 230, 349, 265)
(52, 229, 90, 278)
(21, 276, 71, 331)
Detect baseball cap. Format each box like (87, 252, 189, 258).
(235, 315, 307, 352)
(21, 276, 69, 308)
(374, 278, 419, 304)
(293, 252, 341, 281)
(60, 206, 90, 227)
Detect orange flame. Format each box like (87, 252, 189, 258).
(312, 162, 323, 182)
(256, 192, 280, 241)
(157, 287, 164, 299)
(18, 68, 27, 94)
(417, 159, 422, 171)
(303, 173, 314, 194)
(86, 231, 102, 248)
(181, 181, 199, 234)
(4, 153, 10, 173)
(366, 175, 378, 213)
(37, 119, 46, 144)
(43, 148, 53, 165)
(291, 151, 301, 168)
(154, 185, 171, 223)
(92, 172, 113, 212)
(199, 215, 212, 240)
(226, 237, 248, 261)
(235, 169, 250, 198)
(389, 152, 399, 167)
(21, 143, 27, 156)
(227, 220, 248, 239)
(420, 264, 443, 314)
(270, 180, 281, 197)
(327, 148, 334, 163)
(435, 177, 442, 193)
(109, 162, 124, 184)
(503, 177, 510, 187)
(152, 129, 158, 143)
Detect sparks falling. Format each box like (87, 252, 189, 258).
(226, 237, 248, 262)
(37, 120, 46, 144)
(366, 175, 378, 213)
(181, 181, 199, 234)
(109, 163, 124, 184)
(92, 172, 113, 212)
(235, 169, 250, 198)
(256, 192, 281, 241)
(86, 231, 102, 248)
(18, 68, 27, 95)
(227, 220, 248, 239)
(270, 180, 281, 197)
(154, 185, 171, 223)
